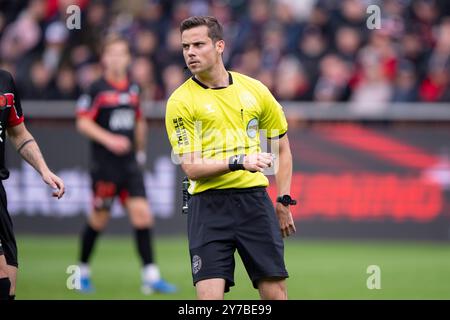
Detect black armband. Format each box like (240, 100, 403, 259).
(228, 154, 245, 171)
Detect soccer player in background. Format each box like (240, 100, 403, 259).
(0, 69, 65, 300)
(75, 34, 176, 294)
(165, 16, 296, 300)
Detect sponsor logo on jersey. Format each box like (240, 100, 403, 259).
(0, 93, 14, 109)
(109, 109, 135, 131)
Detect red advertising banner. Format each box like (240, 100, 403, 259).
(267, 123, 450, 232)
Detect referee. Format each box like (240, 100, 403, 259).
(165, 16, 296, 300)
(0, 69, 65, 300)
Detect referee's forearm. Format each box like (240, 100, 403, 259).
(181, 162, 230, 180)
(275, 146, 292, 195)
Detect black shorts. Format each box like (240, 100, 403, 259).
(187, 187, 288, 292)
(0, 183, 18, 267)
(91, 160, 146, 210)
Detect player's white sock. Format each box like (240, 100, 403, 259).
(79, 263, 91, 278)
(142, 264, 160, 283)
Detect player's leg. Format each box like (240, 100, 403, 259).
(234, 188, 289, 300)
(79, 207, 111, 265)
(77, 178, 115, 292)
(123, 163, 176, 294)
(4, 264, 17, 300)
(0, 187, 19, 300)
(0, 250, 11, 300)
(124, 196, 176, 294)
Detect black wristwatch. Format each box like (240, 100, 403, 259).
(276, 195, 297, 207)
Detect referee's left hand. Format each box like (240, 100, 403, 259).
(275, 203, 296, 238)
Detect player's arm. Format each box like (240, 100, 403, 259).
(273, 134, 296, 237)
(134, 117, 147, 166)
(6, 123, 65, 198)
(76, 116, 130, 155)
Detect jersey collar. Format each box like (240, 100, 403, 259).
(191, 72, 233, 90)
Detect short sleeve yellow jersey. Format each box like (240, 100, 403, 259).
(165, 71, 287, 194)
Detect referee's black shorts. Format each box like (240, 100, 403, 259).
(0, 183, 18, 267)
(187, 187, 288, 292)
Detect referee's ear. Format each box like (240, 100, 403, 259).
(215, 39, 225, 55)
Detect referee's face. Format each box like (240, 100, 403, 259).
(181, 26, 224, 75)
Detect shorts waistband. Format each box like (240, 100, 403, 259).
(194, 186, 266, 196)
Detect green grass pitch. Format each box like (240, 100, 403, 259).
(14, 235, 450, 300)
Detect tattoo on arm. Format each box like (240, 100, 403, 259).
(17, 138, 35, 154)
(17, 139, 46, 174)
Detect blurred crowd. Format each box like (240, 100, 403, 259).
(1, 0, 450, 105)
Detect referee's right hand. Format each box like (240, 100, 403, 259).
(243, 153, 273, 172)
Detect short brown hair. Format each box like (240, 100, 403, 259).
(101, 33, 130, 54)
(180, 16, 223, 42)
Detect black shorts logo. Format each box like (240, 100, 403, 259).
(192, 255, 202, 275)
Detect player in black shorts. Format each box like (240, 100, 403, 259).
(0, 69, 65, 300)
(75, 34, 176, 294)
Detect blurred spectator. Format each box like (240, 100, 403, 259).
(52, 65, 81, 100)
(78, 0, 110, 55)
(273, 1, 302, 53)
(0, 0, 448, 104)
(161, 64, 185, 98)
(295, 25, 328, 89)
(419, 60, 450, 102)
(232, 46, 262, 79)
(255, 69, 276, 92)
(260, 23, 285, 71)
(400, 32, 428, 79)
(350, 48, 393, 108)
(334, 26, 362, 62)
(233, 0, 271, 53)
(314, 54, 352, 102)
(391, 60, 419, 102)
(42, 21, 69, 73)
(19, 59, 54, 100)
(274, 56, 311, 101)
(131, 56, 163, 101)
(0, 0, 46, 63)
(157, 26, 185, 69)
(133, 29, 159, 58)
(409, 0, 439, 49)
(75, 63, 102, 92)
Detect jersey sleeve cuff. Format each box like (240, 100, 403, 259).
(7, 115, 24, 127)
(267, 130, 287, 140)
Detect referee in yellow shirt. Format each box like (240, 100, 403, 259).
(165, 16, 296, 300)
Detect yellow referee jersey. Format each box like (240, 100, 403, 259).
(165, 71, 288, 194)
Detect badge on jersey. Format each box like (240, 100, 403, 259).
(246, 118, 259, 139)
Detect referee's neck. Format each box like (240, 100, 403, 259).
(194, 65, 229, 89)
